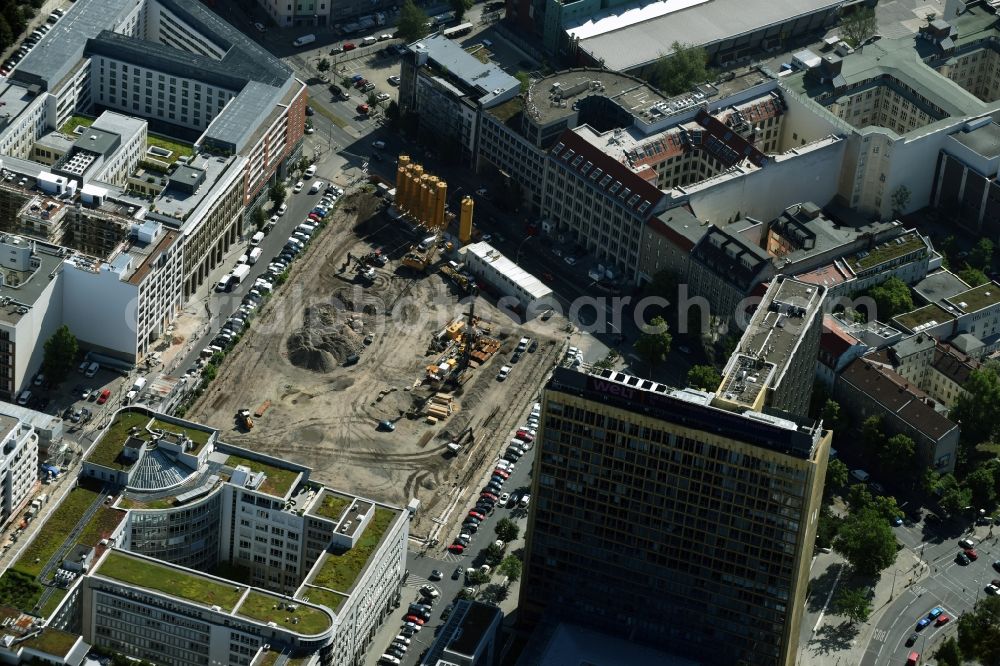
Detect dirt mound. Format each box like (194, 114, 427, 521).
(286, 304, 363, 372)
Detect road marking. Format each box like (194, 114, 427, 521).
(873, 629, 888, 642)
(813, 565, 844, 632)
(911, 585, 927, 597)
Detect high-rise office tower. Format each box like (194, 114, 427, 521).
(520, 277, 829, 666)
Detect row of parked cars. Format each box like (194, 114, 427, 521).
(448, 402, 538, 554)
(1, 9, 65, 77)
(378, 584, 439, 664)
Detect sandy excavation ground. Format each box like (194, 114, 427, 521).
(188, 192, 563, 537)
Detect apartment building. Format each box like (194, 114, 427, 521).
(399, 35, 519, 167)
(523, 363, 830, 666)
(2, 406, 409, 666)
(0, 413, 39, 530)
(816, 313, 903, 388)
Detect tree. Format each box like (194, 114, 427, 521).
(269, 182, 286, 208)
(826, 458, 849, 492)
(935, 637, 963, 666)
(957, 595, 1000, 665)
(497, 554, 522, 583)
(317, 58, 330, 73)
(952, 366, 1000, 446)
(862, 415, 884, 451)
(834, 586, 872, 624)
(821, 399, 846, 432)
(367, 91, 380, 108)
(494, 517, 519, 544)
(42, 325, 78, 383)
(867, 277, 914, 321)
(484, 542, 504, 566)
(397, 0, 429, 42)
(969, 238, 995, 271)
(251, 206, 266, 230)
(841, 7, 878, 47)
(959, 266, 989, 287)
(514, 70, 531, 94)
(966, 465, 997, 509)
(634, 316, 672, 369)
(890, 185, 911, 217)
(687, 365, 721, 391)
(816, 506, 843, 549)
(847, 483, 873, 511)
(882, 433, 916, 470)
(0, 16, 12, 51)
(648, 42, 711, 95)
(450, 0, 473, 22)
(833, 507, 898, 576)
(939, 474, 973, 515)
(3, 4, 24, 35)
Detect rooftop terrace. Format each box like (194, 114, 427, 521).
(310, 490, 353, 522)
(97, 551, 247, 611)
(225, 454, 300, 498)
(309, 507, 397, 594)
(236, 590, 331, 635)
(893, 303, 955, 332)
(18, 628, 80, 658)
(86, 409, 215, 470)
(849, 233, 927, 272)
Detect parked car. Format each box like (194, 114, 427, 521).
(293, 180, 304, 193)
(429, 570, 442, 581)
(966, 548, 979, 561)
(916, 617, 932, 630)
(959, 538, 976, 549)
(447, 543, 464, 554)
(452, 566, 463, 580)
(936, 614, 950, 626)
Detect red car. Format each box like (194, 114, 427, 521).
(403, 615, 426, 625)
(492, 469, 510, 479)
(480, 492, 498, 502)
(936, 614, 950, 626)
(354, 78, 368, 89)
(343, 42, 356, 51)
(515, 430, 534, 442)
(468, 510, 485, 520)
(447, 543, 464, 554)
(966, 548, 979, 561)
(308, 213, 322, 221)
(96, 389, 111, 405)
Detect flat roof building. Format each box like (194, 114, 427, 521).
(419, 600, 503, 666)
(463, 241, 556, 318)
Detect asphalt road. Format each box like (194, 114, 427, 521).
(369, 417, 537, 666)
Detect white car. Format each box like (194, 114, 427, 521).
(305, 126, 315, 134)
(377, 92, 390, 101)
(373, 140, 386, 149)
(254, 21, 265, 32)
(959, 538, 976, 549)
(519, 494, 531, 508)
(293, 180, 304, 193)
(305, 165, 316, 178)
(277, 203, 287, 216)
(497, 365, 512, 381)
(499, 492, 510, 506)
(476, 187, 488, 196)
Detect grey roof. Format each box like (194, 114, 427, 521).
(914, 270, 972, 304)
(573, 0, 843, 72)
(410, 34, 519, 106)
(950, 332, 984, 353)
(202, 79, 293, 152)
(0, 243, 64, 324)
(92, 111, 146, 141)
(951, 122, 1000, 158)
(72, 126, 120, 157)
(11, 0, 137, 90)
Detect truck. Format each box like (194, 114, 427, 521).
(231, 264, 251, 285)
(248, 248, 263, 265)
(132, 377, 146, 393)
(293, 34, 316, 47)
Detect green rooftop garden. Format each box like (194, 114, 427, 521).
(58, 114, 94, 136)
(87, 410, 151, 470)
(237, 591, 331, 635)
(39, 587, 68, 618)
(15, 485, 103, 577)
(255, 651, 281, 666)
(20, 628, 79, 657)
(310, 507, 396, 593)
(949, 283, 1000, 312)
(894, 303, 954, 331)
(76, 506, 125, 548)
(149, 417, 214, 454)
(851, 234, 926, 271)
(0, 568, 43, 611)
(146, 133, 195, 166)
(313, 493, 351, 521)
(299, 585, 345, 612)
(226, 455, 299, 498)
(118, 496, 175, 510)
(488, 97, 523, 124)
(98, 552, 246, 611)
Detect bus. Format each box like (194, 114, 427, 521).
(443, 22, 473, 38)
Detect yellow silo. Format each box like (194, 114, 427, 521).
(459, 196, 474, 244)
(433, 180, 448, 229)
(419, 175, 434, 226)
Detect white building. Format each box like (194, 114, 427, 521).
(463, 242, 556, 318)
(0, 413, 39, 530)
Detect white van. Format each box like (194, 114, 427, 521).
(418, 235, 436, 251)
(17, 390, 31, 405)
(309, 180, 323, 195)
(250, 231, 266, 246)
(304, 164, 317, 178)
(850, 469, 870, 483)
(85, 362, 100, 377)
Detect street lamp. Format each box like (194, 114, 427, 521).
(515, 234, 534, 264)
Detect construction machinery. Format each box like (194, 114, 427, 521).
(439, 263, 473, 294)
(237, 409, 254, 430)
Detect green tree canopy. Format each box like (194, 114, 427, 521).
(867, 277, 914, 322)
(269, 182, 286, 208)
(826, 458, 849, 492)
(816, 505, 843, 549)
(497, 554, 522, 583)
(935, 637, 963, 666)
(833, 506, 898, 576)
(317, 58, 330, 73)
(397, 0, 429, 42)
(890, 185, 911, 217)
(484, 542, 504, 566)
(841, 7, 878, 47)
(959, 266, 989, 287)
(834, 586, 873, 624)
(0, 15, 12, 51)
(938, 473, 973, 515)
(42, 325, 79, 383)
(686, 365, 721, 391)
(450, 0, 473, 22)
(969, 238, 995, 271)
(952, 365, 1000, 446)
(966, 465, 997, 509)
(821, 399, 845, 432)
(649, 42, 711, 95)
(495, 517, 519, 543)
(635, 315, 672, 368)
(957, 595, 1000, 665)
(466, 569, 489, 585)
(882, 433, 916, 470)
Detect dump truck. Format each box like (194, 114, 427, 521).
(237, 409, 254, 430)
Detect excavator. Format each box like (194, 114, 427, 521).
(237, 409, 254, 430)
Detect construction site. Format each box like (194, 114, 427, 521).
(187, 157, 562, 538)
